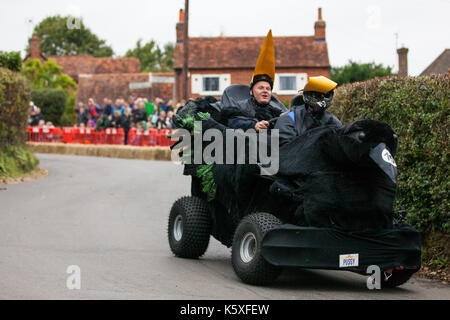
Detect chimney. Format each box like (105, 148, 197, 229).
(176, 9, 184, 43)
(314, 8, 326, 42)
(29, 32, 42, 59)
(397, 47, 409, 77)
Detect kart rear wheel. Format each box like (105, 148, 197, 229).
(168, 196, 211, 258)
(232, 212, 282, 285)
(381, 269, 416, 288)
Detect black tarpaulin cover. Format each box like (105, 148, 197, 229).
(261, 223, 421, 272)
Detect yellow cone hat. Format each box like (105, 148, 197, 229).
(303, 76, 337, 93)
(251, 30, 275, 87)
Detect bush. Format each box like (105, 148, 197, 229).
(0, 67, 31, 147)
(0, 51, 22, 72)
(331, 75, 449, 234)
(31, 89, 67, 126)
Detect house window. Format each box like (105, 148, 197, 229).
(279, 75, 296, 91)
(273, 73, 308, 94)
(191, 74, 231, 95)
(202, 76, 220, 92)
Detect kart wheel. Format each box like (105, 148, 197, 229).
(381, 269, 415, 288)
(168, 196, 211, 258)
(232, 212, 282, 285)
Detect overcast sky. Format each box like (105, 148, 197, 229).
(1, 0, 449, 76)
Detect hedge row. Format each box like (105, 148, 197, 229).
(0, 68, 31, 147)
(331, 74, 449, 234)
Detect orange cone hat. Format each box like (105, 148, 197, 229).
(251, 30, 275, 88)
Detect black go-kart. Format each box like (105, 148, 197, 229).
(167, 85, 421, 288)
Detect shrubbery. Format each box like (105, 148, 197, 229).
(0, 68, 31, 146)
(0, 144, 38, 178)
(0, 67, 39, 177)
(31, 88, 67, 126)
(331, 74, 449, 234)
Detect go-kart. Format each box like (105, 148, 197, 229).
(167, 86, 421, 288)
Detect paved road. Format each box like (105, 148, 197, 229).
(0, 153, 448, 300)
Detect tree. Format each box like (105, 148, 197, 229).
(22, 58, 77, 91)
(0, 51, 22, 72)
(331, 60, 395, 85)
(125, 39, 174, 72)
(22, 58, 77, 125)
(28, 15, 114, 57)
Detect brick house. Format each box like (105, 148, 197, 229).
(24, 33, 174, 105)
(174, 8, 331, 103)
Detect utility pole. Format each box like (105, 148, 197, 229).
(183, 0, 189, 101)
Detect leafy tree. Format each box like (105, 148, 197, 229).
(331, 60, 395, 85)
(0, 51, 22, 72)
(22, 58, 77, 91)
(22, 58, 77, 125)
(161, 42, 174, 71)
(28, 15, 114, 57)
(125, 39, 174, 72)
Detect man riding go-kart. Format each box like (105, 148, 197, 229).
(167, 30, 421, 288)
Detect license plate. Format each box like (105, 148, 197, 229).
(339, 253, 359, 268)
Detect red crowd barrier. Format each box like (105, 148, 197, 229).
(128, 128, 175, 147)
(27, 126, 175, 147)
(28, 127, 63, 143)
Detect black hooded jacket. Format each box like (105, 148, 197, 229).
(275, 103, 342, 146)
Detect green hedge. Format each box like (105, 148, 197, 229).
(0, 67, 39, 177)
(331, 74, 449, 234)
(31, 89, 67, 126)
(0, 67, 31, 147)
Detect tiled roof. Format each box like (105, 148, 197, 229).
(76, 72, 174, 104)
(174, 36, 329, 69)
(420, 49, 450, 76)
(48, 56, 141, 81)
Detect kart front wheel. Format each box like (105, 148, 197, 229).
(168, 196, 211, 258)
(232, 212, 282, 285)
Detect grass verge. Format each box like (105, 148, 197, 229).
(0, 144, 40, 180)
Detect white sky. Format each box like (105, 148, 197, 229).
(1, 0, 449, 76)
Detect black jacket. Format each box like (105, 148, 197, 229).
(274, 104, 342, 146)
(222, 97, 286, 130)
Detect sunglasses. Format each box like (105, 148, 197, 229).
(310, 92, 332, 99)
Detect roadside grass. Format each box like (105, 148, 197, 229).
(0, 144, 39, 180)
(418, 231, 449, 284)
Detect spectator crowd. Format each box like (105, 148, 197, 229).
(28, 96, 185, 145)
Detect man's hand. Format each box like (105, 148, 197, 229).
(255, 120, 270, 131)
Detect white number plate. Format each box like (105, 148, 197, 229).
(339, 253, 359, 268)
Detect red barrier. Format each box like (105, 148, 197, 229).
(102, 128, 124, 145)
(27, 127, 63, 143)
(27, 126, 173, 147)
(128, 128, 175, 147)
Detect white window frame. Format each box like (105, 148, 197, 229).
(191, 74, 231, 96)
(273, 73, 308, 95)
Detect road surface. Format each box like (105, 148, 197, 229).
(0, 153, 448, 299)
